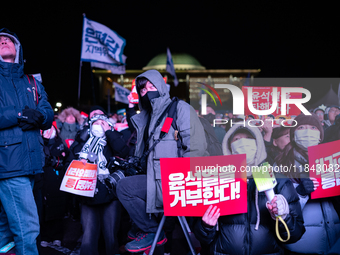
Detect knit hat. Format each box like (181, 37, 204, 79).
(272, 126, 290, 139)
(89, 105, 107, 116)
(290, 113, 324, 142)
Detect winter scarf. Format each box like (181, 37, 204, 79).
(79, 115, 113, 184)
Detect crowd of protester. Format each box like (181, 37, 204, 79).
(1, 27, 340, 255)
(30, 86, 340, 255)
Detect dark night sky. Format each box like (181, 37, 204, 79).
(2, 1, 340, 109)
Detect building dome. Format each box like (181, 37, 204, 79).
(142, 53, 206, 70)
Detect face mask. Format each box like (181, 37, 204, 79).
(294, 129, 320, 151)
(91, 124, 105, 137)
(43, 128, 56, 139)
(141, 91, 160, 111)
(231, 138, 257, 165)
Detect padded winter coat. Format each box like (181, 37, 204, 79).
(0, 28, 54, 179)
(194, 176, 305, 255)
(131, 70, 208, 214)
(283, 154, 340, 254)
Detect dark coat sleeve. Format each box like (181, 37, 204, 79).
(275, 177, 306, 244)
(193, 218, 217, 245)
(105, 129, 130, 158)
(35, 80, 54, 130)
(126, 107, 137, 133)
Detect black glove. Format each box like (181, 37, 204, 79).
(19, 106, 44, 130)
(296, 178, 314, 196)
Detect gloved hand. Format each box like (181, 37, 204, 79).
(19, 106, 44, 130)
(266, 194, 289, 220)
(296, 178, 314, 196)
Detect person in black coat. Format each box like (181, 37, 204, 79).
(39, 121, 69, 247)
(194, 123, 305, 255)
(63, 108, 129, 255)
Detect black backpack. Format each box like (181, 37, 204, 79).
(166, 97, 223, 157)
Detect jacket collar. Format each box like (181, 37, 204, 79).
(0, 61, 24, 78)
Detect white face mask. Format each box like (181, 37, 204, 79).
(294, 129, 320, 151)
(43, 128, 56, 140)
(91, 124, 105, 137)
(231, 138, 257, 165)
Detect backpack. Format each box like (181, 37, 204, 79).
(165, 97, 223, 157)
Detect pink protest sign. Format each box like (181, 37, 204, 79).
(160, 155, 247, 217)
(242, 86, 302, 120)
(308, 140, 340, 199)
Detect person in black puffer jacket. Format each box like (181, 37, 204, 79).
(194, 123, 305, 255)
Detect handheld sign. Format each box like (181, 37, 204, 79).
(252, 162, 277, 201)
(60, 160, 97, 197)
(308, 140, 340, 199)
(160, 155, 247, 217)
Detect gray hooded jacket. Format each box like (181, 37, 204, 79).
(131, 70, 207, 213)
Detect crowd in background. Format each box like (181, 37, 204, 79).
(33, 99, 340, 255)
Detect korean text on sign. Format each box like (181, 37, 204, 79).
(60, 160, 97, 197)
(309, 140, 340, 199)
(161, 155, 247, 217)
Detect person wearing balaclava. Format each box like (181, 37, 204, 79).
(193, 123, 305, 255)
(115, 70, 207, 253)
(274, 113, 340, 254)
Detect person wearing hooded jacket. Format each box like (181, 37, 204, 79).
(0, 28, 54, 255)
(116, 69, 207, 253)
(323, 106, 340, 130)
(63, 108, 130, 255)
(274, 113, 340, 254)
(193, 123, 305, 255)
(56, 107, 85, 149)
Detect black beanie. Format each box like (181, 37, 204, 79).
(290, 113, 324, 142)
(89, 105, 107, 116)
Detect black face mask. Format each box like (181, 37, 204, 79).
(141, 91, 160, 111)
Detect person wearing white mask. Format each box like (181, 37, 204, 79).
(73, 114, 130, 255)
(275, 113, 340, 254)
(193, 123, 305, 255)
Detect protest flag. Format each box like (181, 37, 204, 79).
(113, 82, 130, 104)
(78, 14, 126, 105)
(166, 47, 179, 87)
(80, 15, 126, 65)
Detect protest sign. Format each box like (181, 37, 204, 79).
(242, 87, 302, 124)
(160, 155, 247, 217)
(309, 140, 340, 199)
(60, 160, 97, 197)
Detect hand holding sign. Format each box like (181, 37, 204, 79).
(266, 195, 289, 220)
(202, 205, 220, 228)
(267, 196, 278, 216)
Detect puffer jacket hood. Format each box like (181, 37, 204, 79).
(222, 122, 267, 167)
(135, 70, 170, 111)
(58, 107, 84, 125)
(0, 28, 22, 64)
